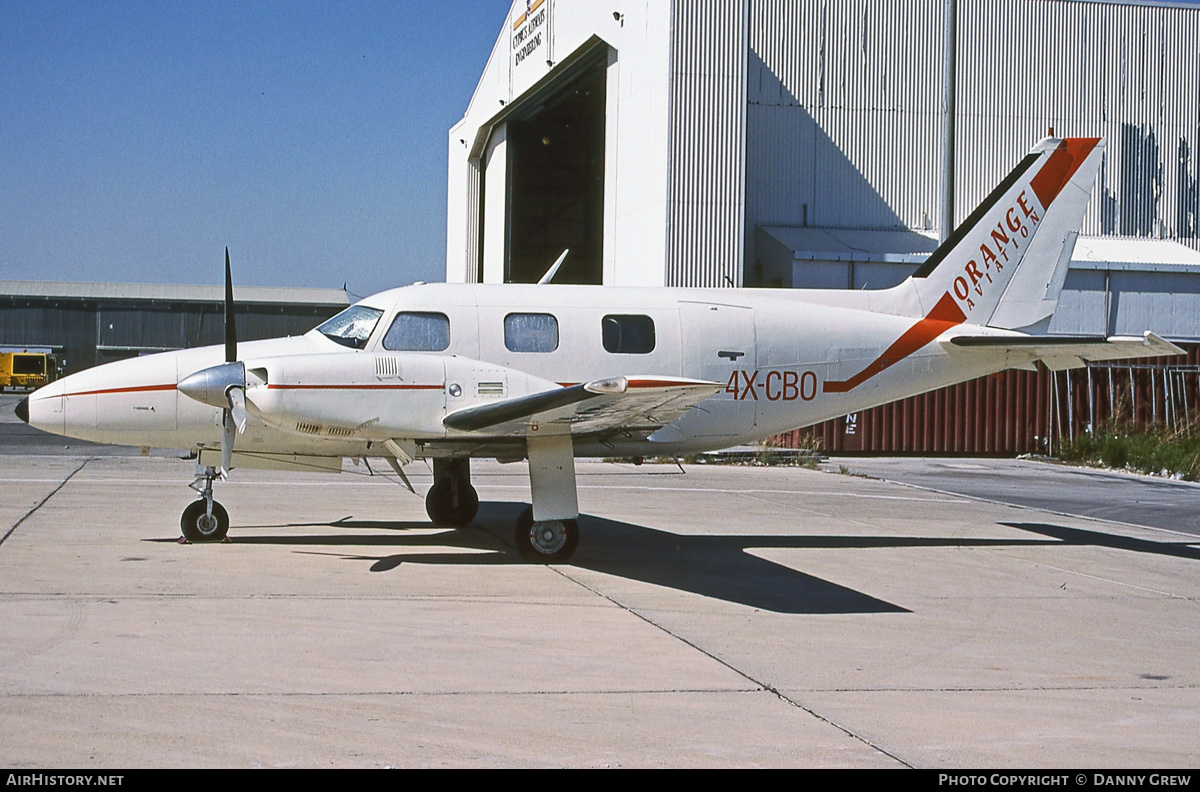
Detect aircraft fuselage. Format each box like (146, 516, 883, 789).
(24, 282, 1011, 459)
(22, 137, 1169, 559)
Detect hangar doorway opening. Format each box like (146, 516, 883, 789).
(504, 54, 607, 285)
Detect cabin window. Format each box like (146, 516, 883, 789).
(383, 312, 451, 352)
(315, 305, 383, 350)
(602, 315, 655, 354)
(504, 313, 559, 353)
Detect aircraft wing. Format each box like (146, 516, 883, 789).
(945, 331, 1183, 370)
(443, 376, 722, 437)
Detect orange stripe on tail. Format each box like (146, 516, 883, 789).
(1030, 137, 1100, 209)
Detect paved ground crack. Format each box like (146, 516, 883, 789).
(1, 458, 92, 548)
(550, 565, 914, 768)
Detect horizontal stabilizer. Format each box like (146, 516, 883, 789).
(443, 376, 721, 436)
(945, 331, 1183, 371)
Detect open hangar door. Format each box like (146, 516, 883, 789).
(503, 51, 607, 285)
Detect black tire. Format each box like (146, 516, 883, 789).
(180, 499, 229, 543)
(514, 506, 579, 563)
(425, 479, 479, 526)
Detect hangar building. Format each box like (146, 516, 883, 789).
(446, 0, 1200, 454)
(0, 281, 348, 377)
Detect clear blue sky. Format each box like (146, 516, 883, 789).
(1, 1, 510, 298)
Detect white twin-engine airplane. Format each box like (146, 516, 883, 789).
(15, 137, 1182, 562)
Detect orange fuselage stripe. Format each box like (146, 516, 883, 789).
(40, 383, 177, 400)
(823, 292, 967, 394)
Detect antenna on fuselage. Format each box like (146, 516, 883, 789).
(537, 249, 570, 285)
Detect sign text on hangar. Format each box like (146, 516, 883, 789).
(512, 0, 549, 71)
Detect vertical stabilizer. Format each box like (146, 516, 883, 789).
(907, 137, 1104, 330)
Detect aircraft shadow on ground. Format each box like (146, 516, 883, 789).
(214, 502, 916, 615)
(147, 512, 1200, 614)
(1001, 522, 1200, 562)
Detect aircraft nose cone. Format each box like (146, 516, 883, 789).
(15, 397, 29, 424)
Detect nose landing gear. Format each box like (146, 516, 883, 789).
(181, 465, 229, 542)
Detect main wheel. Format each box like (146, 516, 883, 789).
(180, 499, 229, 543)
(514, 506, 579, 563)
(425, 480, 479, 526)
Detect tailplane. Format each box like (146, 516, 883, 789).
(906, 137, 1104, 332)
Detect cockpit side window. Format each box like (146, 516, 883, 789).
(504, 313, 559, 353)
(383, 312, 451, 352)
(602, 315, 656, 354)
(315, 305, 383, 349)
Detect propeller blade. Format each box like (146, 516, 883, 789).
(224, 247, 237, 364)
(220, 409, 235, 476)
(227, 386, 247, 434)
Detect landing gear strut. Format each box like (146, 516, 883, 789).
(425, 458, 479, 526)
(181, 465, 229, 542)
(423, 441, 583, 564)
(516, 435, 581, 564)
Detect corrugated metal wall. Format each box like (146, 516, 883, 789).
(464, 161, 483, 284)
(742, 0, 1200, 454)
(747, 0, 942, 237)
(741, 0, 1200, 254)
(779, 343, 1200, 455)
(666, 0, 749, 287)
(955, 0, 1200, 244)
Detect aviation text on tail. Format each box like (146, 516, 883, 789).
(905, 137, 1104, 333)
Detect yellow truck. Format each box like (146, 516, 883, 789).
(0, 351, 57, 391)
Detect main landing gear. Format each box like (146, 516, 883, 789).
(514, 506, 579, 563)
(515, 436, 581, 563)
(426, 437, 582, 564)
(181, 464, 229, 543)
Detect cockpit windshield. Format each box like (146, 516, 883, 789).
(314, 305, 384, 349)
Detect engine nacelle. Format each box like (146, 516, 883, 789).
(239, 352, 558, 441)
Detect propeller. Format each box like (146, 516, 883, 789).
(218, 248, 248, 474)
(178, 248, 248, 476)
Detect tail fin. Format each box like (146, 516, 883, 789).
(908, 137, 1104, 332)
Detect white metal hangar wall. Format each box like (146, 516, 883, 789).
(447, 1, 677, 288)
(447, 0, 1200, 290)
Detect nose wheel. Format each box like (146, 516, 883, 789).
(425, 479, 479, 526)
(181, 465, 229, 543)
(181, 499, 229, 542)
(425, 458, 479, 526)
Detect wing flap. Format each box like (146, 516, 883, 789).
(443, 376, 722, 437)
